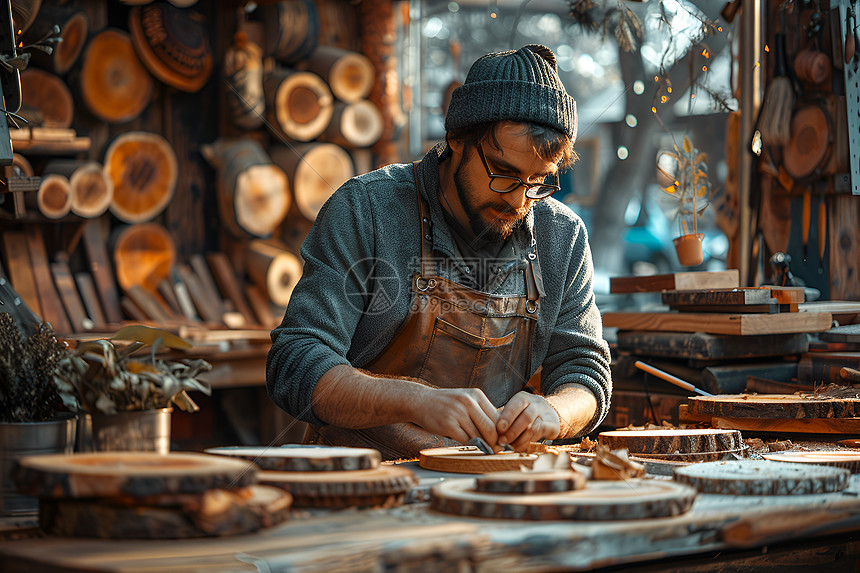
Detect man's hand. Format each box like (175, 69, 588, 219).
(410, 387, 501, 450)
(496, 391, 561, 451)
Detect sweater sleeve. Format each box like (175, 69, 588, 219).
(539, 221, 612, 436)
(266, 178, 377, 427)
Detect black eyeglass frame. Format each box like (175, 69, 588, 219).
(475, 142, 561, 200)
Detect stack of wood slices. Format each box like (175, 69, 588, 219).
(206, 445, 417, 509)
(12, 452, 291, 538)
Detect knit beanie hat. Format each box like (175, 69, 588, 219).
(445, 44, 577, 142)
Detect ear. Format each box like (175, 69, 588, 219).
(447, 136, 464, 154)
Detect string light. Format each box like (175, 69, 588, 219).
(764, 45, 770, 52)
(651, 106, 657, 113)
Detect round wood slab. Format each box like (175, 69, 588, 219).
(762, 451, 860, 474)
(419, 446, 538, 474)
(598, 429, 743, 455)
(38, 485, 291, 539)
(430, 478, 697, 521)
(629, 447, 748, 463)
(14, 452, 258, 499)
(687, 394, 860, 419)
(259, 465, 417, 509)
(475, 471, 586, 494)
(204, 445, 381, 472)
(673, 460, 850, 495)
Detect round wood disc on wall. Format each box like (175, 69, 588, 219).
(259, 465, 417, 509)
(105, 131, 178, 223)
(687, 394, 860, 419)
(783, 104, 831, 180)
(762, 451, 860, 474)
(113, 223, 177, 294)
(80, 29, 153, 123)
(21, 5, 88, 75)
(270, 142, 354, 221)
(261, 0, 319, 65)
(69, 162, 114, 218)
(19, 69, 74, 128)
(673, 460, 850, 495)
(264, 69, 333, 142)
(13, 452, 259, 499)
(34, 174, 72, 219)
(321, 101, 384, 149)
(38, 485, 291, 539)
(474, 470, 586, 495)
(430, 478, 697, 521)
(129, 3, 213, 92)
(205, 445, 381, 472)
(418, 446, 538, 474)
(598, 429, 743, 456)
(245, 240, 302, 306)
(306, 46, 375, 103)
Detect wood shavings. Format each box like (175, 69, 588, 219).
(592, 444, 645, 481)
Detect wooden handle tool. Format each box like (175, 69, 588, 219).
(635, 361, 714, 396)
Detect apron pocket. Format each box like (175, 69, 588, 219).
(419, 317, 517, 406)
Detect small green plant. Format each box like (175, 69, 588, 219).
(655, 134, 712, 238)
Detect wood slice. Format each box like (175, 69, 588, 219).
(38, 485, 291, 539)
(261, 0, 319, 65)
(205, 445, 381, 472)
(419, 446, 538, 474)
(271, 142, 354, 221)
(13, 452, 258, 499)
(598, 429, 743, 455)
(320, 100, 384, 149)
(19, 69, 74, 128)
(672, 460, 849, 495)
(33, 174, 72, 219)
(609, 270, 739, 294)
(258, 465, 417, 508)
(80, 29, 153, 123)
(129, 3, 213, 93)
(113, 223, 176, 294)
(474, 470, 586, 494)
(201, 138, 290, 238)
(21, 5, 87, 75)
(105, 131, 178, 223)
(627, 448, 749, 463)
(223, 33, 264, 130)
(762, 451, 860, 474)
(688, 393, 860, 420)
(306, 46, 374, 103)
(263, 69, 333, 142)
(245, 240, 302, 307)
(430, 478, 697, 521)
(44, 160, 113, 218)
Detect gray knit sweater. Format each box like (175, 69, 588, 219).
(266, 144, 612, 434)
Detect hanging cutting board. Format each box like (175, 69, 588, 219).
(673, 460, 849, 495)
(13, 452, 258, 499)
(762, 451, 860, 474)
(419, 446, 538, 474)
(430, 478, 697, 521)
(474, 470, 586, 494)
(258, 465, 416, 509)
(205, 445, 381, 472)
(598, 429, 743, 456)
(38, 485, 291, 539)
(687, 394, 860, 419)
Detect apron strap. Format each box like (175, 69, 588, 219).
(412, 162, 435, 278)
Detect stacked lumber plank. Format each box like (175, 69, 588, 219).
(11, 452, 290, 539)
(207, 445, 417, 509)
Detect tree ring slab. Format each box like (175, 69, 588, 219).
(688, 394, 860, 419)
(598, 429, 743, 455)
(419, 446, 538, 474)
(205, 445, 381, 472)
(258, 465, 416, 508)
(474, 470, 586, 494)
(762, 451, 860, 474)
(13, 452, 258, 499)
(673, 460, 850, 495)
(430, 478, 697, 521)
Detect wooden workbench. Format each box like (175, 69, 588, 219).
(3, 469, 860, 572)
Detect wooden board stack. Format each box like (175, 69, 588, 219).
(207, 445, 417, 509)
(11, 452, 290, 539)
(606, 270, 832, 396)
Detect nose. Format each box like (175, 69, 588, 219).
(499, 185, 530, 210)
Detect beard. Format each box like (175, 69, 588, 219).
(453, 151, 532, 242)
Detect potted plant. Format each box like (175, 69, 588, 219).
(656, 135, 712, 267)
(55, 325, 213, 455)
(0, 312, 78, 517)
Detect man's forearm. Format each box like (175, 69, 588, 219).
(544, 383, 598, 439)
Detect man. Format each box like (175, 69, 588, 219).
(267, 44, 611, 460)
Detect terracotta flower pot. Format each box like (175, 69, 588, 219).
(673, 233, 704, 267)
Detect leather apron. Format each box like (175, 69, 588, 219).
(305, 166, 544, 459)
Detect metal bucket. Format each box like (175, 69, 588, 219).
(0, 414, 76, 517)
(91, 408, 172, 454)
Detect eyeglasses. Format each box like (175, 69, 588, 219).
(476, 142, 560, 200)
